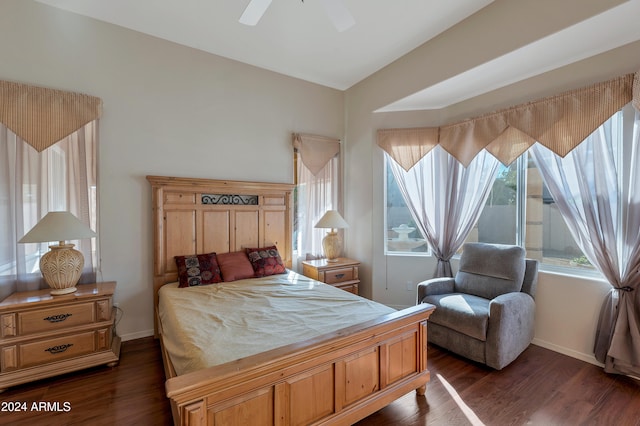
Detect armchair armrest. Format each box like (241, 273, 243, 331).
(486, 292, 536, 369)
(416, 277, 455, 304)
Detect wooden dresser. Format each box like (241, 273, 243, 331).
(302, 258, 360, 295)
(0, 281, 121, 392)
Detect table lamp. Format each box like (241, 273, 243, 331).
(314, 210, 349, 262)
(19, 211, 97, 295)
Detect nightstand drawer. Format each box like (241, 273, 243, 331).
(302, 258, 361, 295)
(324, 267, 354, 284)
(18, 302, 95, 335)
(334, 283, 358, 294)
(19, 331, 97, 368)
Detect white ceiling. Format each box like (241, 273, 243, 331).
(36, 0, 640, 111)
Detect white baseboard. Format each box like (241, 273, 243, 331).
(118, 329, 154, 342)
(531, 338, 603, 367)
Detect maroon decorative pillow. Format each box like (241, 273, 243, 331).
(246, 246, 286, 277)
(217, 251, 256, 281)
(174, 252, 222, 288)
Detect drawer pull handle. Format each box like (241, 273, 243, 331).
(44, 313, 72, 323)
(45, 344, 73, 355)
(335, 273, 345, 279)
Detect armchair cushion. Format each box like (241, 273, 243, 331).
(416, 277, 455, 304)
(454, 243, 526, 300)
(423, 293, 490, 341)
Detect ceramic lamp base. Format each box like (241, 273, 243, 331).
(322, 231, 342, 262)
(50, 286, 79, 296)
(39, 243, 84, 296)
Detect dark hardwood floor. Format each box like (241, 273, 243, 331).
(1, 337, 638, 425)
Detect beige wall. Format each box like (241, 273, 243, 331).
(344, 0, 640, 365)
(0, 0, 344, 339)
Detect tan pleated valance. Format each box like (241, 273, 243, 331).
(377, 127, 440, 172)
(292, 133, 340, 175)
(378, 71, 640, 170)
(0, 80, 103, 152)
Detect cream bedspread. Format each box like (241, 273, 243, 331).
(158, 271, 396, 376)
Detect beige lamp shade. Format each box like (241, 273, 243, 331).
(314, 210, 349, 230)
(19, 211, 97, 295)
(315, 210, 349, 262)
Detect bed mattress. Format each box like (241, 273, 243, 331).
(158, 271, 396, 376)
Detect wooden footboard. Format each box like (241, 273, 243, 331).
(163, 303, 434, 426)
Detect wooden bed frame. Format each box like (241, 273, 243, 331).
(147, 175, 435, 426)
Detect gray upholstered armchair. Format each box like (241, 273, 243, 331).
(417, 242, 538, 370)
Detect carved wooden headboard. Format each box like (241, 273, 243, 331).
(146, 175, 294, 313)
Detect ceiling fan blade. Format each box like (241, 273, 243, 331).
(320, 0, 355, 32)
(239, 0, 272, 26)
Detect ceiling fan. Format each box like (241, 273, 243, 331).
(239, 0, 355, 32)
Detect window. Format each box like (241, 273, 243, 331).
(466, 153, 594, 272)
(293, 134, 341, 262)
(293, 156, 340, 259)
(0, 82, 101, 295)
(47, 145, 68, 211)
(474, 159, 519, 246)
(0, 122, 98, 287)
(18, 145, 70, 276)
(385, 161, 429, 255)
(385, 107, 631, 274)
(469, 109, 629, 273)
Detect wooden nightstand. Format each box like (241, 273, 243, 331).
(0, 281, 121, 392)
(302, 258, 360, 295)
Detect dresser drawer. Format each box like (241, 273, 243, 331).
(324, 267, 354, 284)
(18, 302, 95, 335)
(19, 331, 97, 368)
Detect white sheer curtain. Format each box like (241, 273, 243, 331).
(293, 134, 341, 265)
(0, 121, 98, 298)
(530, 108, 640, 376)
(295, 156, 339, 259)
(388, 145, 500, 277)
